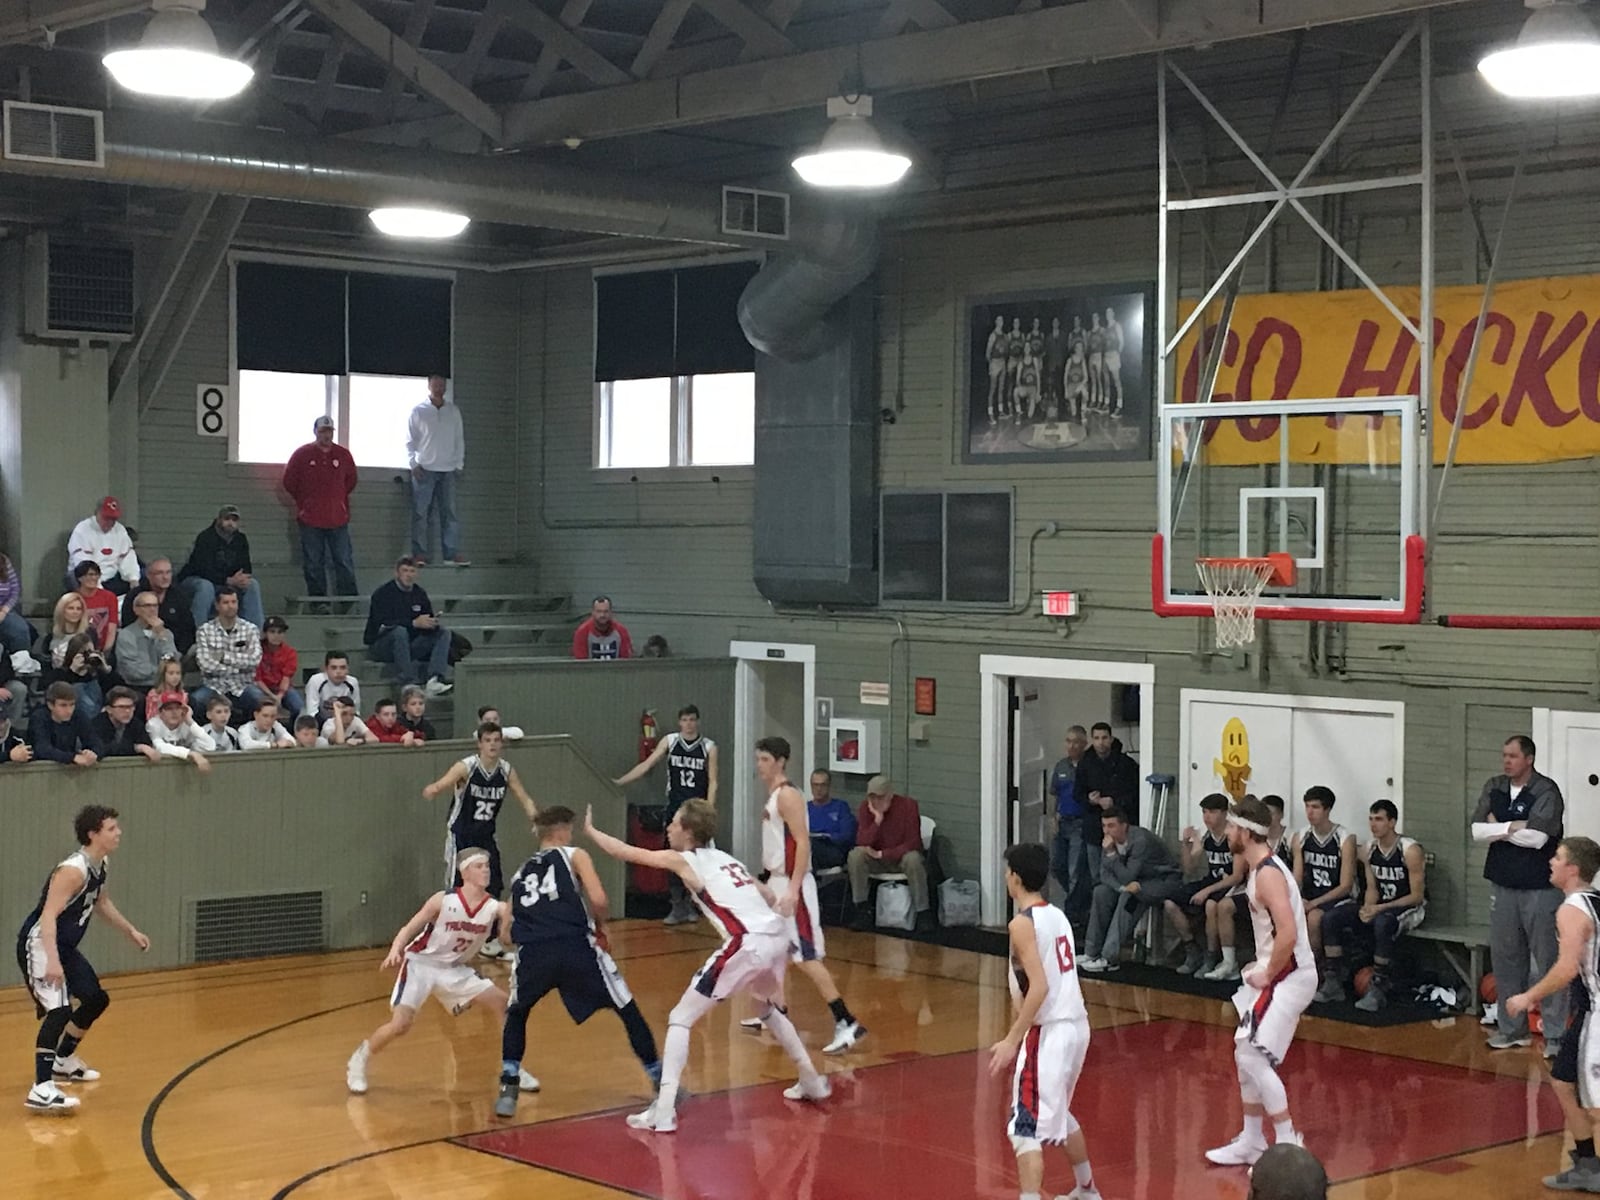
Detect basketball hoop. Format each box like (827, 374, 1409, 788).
(1194, 554, 1297, 649)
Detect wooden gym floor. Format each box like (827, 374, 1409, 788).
(0, 920, 1570, 1199)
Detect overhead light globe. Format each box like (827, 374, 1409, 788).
(792, 95, 912, 190)
(102, 0, 253, 101)
(369, 207, 472, 239)
(1479, 0, 1600, 100)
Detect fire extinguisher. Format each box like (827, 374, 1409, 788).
(639, 709, 660, 762)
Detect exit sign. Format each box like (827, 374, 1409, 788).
(1042, 590, 1079, 617)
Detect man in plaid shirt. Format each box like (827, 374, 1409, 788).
(191, 586, 264, 721)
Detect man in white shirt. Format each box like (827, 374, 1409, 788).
(406, 375, 467, 567)
(322, 697, 374, 746)
(67, 497, 140, 595)
(305, 651, 361, 721)
(238, 698, 295, 751)
(145, 694, 214, 770)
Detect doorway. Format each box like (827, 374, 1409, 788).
(979, 656, 1156, 926)
(729, 641, 816, 868)
(1534, 707, 1600, 842)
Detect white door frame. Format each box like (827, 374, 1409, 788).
(729, 641, 816, 868)
(979, 655, 1156, 926)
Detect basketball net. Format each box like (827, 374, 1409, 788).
(1194, 554, 1295, 649)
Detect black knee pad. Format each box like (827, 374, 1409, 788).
(36, 1006, 72, 1050)
(72, 989, 109, 1029)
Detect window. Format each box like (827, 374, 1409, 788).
(594, 372, 754, 470)
(233, 369, 423, 469)
(879, 488, 1014, 605)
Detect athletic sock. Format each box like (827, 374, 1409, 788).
(764, 1006, 821, 1083)
(500, 1059, 520, 1086)
(56, 1033, 81, 1060)
(1273, 1116, 1296, 1142)
(1074, 1159, 1095, 1188)
(827, 998, 855, 1026)
(657, 1024, 690, 1109)
(645, 1060, 663, 1087)
(1220, 947, 1237, 969)
(1243, 1114, 1265, 1144)
(34, 1050, 54, 1087)
(1578, 1137, 1596, 1160)
(1019, 1193, 1041, 1200)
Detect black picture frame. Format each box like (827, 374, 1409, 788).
(959, 282, 1155, 464)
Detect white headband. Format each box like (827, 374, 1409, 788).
(1226, 813, 1268, 835)
(458, 850, 490, 869)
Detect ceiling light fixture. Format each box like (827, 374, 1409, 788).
(1479, 0, 1600, 99)
(368, 207, 472, 239)
(791, 95, 912, 190)
(102, 0, 253, 101)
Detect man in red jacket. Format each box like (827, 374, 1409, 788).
(282, 416, 358, 599)
(848, 776, 930, 930)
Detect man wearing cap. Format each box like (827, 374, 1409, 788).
(67, 497, 140, 595)
(283, 416, 359, 599)
(178, 505, 265, 630)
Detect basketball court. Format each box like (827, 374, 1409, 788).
(1, 921, 1567, 1198)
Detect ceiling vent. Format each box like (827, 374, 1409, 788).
(723, 185, 790, 240)
(3, 101, 104, 168)
(24, 233, 135, 342)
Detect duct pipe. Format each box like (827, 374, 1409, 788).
(738, 207, 879, 362)
(1435, 614, 1600, 629)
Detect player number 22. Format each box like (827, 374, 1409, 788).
(1054, 935, 1075, 973)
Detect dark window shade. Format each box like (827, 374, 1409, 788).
(880, 493, 943, 602)
(235, 261, 346, 375)
(673, 260, 758, 377)
(347, 272, 453, 378)
(594, 269, 675, 381)
(945, 492, 1012, 602)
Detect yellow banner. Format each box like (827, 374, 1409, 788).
(1175, 274, 1600, 464)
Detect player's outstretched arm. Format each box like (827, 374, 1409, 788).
(96, 894, 150, 952)
(507, 766, 538, 820)
(613, 737, 669, 787)
(705, 743, 719, 807)
(584, 805, 681, 869)
(990, 915, 1048, 1076)
(422, 762, 466, 800)
(383, 892, 444, 969)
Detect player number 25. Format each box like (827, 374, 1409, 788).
(473, 800, 497, 822)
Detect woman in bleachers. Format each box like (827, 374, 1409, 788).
(48, 594, 93, 668)
(0, 552, 38, 657)
(45, 632, 113, 723)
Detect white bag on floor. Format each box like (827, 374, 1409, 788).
(875, 880, 914, 930)
(939, 878, 980, 927)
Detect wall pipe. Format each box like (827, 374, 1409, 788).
(1434, 615, 1600, 630)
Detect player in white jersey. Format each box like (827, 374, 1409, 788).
(346, 847, 539, 1096)
(1206, 797, 1316, 1168)
(989, 843, 1102, 1200)
(1508, 836, 1600, 1192)
(585, 797, 830, 1133)
(740, 736, 867, 1053)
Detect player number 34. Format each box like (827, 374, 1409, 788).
(518, 866, 561, 906)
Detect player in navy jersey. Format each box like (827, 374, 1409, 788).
(423, 721, 537, 958)
(17, 805, 149, 1113)
(1166, 793, 1243, 978)
(1294, 786, 1358, 1002)
(614, 704, 719, 925)
(1320, 799, 1426, 1011)
(494, 807, 662, 1118)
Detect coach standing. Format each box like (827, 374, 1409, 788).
(282, 416, 358, 598)
(406, 374, 467, 566)
(1471, 734, 1566, 1054)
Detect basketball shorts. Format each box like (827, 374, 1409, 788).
(691, 931, 788, 1002)
(1104, 351, 1122, 376)
(508, 938, 634, 1024)
(1007, 1016, 1090, 1145)
(1233, 963, 1317, 1067)
(391, 954, 496, 1015)
(445, 826, 503, 897)
(1180, 879, 1225, 910)
(18, 928, 100, 1017)
(769, 872, 825, 964)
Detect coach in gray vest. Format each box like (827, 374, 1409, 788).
(1471, 734, 1566, 1053)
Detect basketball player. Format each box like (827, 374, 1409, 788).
(1318, 800, 1425, 1012)
(1062, 345, 1089, 425)
(1101, 306, 1125, 414)
(986, 315, 1009, 422)
(1293, 786, 1357, 1003)
(1005, 317, 1026, 412)
(1206, 796, 1315, 1166)
(495, 807, 662, 1118)
(1026, 317, 1046, 364)
(1166, 793, 1243, 978)
(345, 848, 539, 1096)
(1015, 350, 1042, 422)
(1086, 313, 1106, 414)
(989, 843, 1102, 1200)
(739, 736, 867, 1054)
(1506, 836, 1600, 1192)
(423, 721, 538, 958)
(614, 704, 718, 926)
(584, 798, 831, 1132)
(1044, 317, 1068, 416)
(18, 805, 148, 1114)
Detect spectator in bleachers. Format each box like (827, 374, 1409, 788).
(571, 595, 632, 660)
(0, 550, 38, 656)
(807, 769, 857, 872)
(283, 415, 359, 598)
(364, 558, 452, 696)
(238, 698, 295, 751)
(323, 696, 373, 746)
(178, 505, 266, 631)
(292, 714, 329, 748)
(143, 658, 186, 723)
(399, 685, 436, 742)
(121, 558, 195, 654)
(72, 563, 119, 655)
(90, 687, 160, 762)
(48, 593, 92, 667)
(848, 775, 930, 930)
(192, 586, 264, 721)
(117, 592, 178, 695)
(0, 640, 25, 725)
(30, 681, 100, 766)
(641, 634, 670, 658)
(1075, 721, 1140, 828)
(0, 709, 30, 762)
(1080, 806, 1186, 973)
(477, 705, 524, 740)
(146, 692, 214, 770)
(201, 695, 241, 752)
(255, 617, 304, 722)
(368, 698, 423, 746)
(46, 633, 113, 723)
(67, 496, 140, 595)
(305, 650, 361, 721)
(407, 374, 467, 566)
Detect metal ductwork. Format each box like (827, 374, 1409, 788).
(737, 208, 877, 363)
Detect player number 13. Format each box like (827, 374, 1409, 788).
(1055, 935, 1075, 973)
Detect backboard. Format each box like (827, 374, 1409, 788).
(1154, 396, 1424, 623)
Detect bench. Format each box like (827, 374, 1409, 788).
(1410, 924, 1492, 1014)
